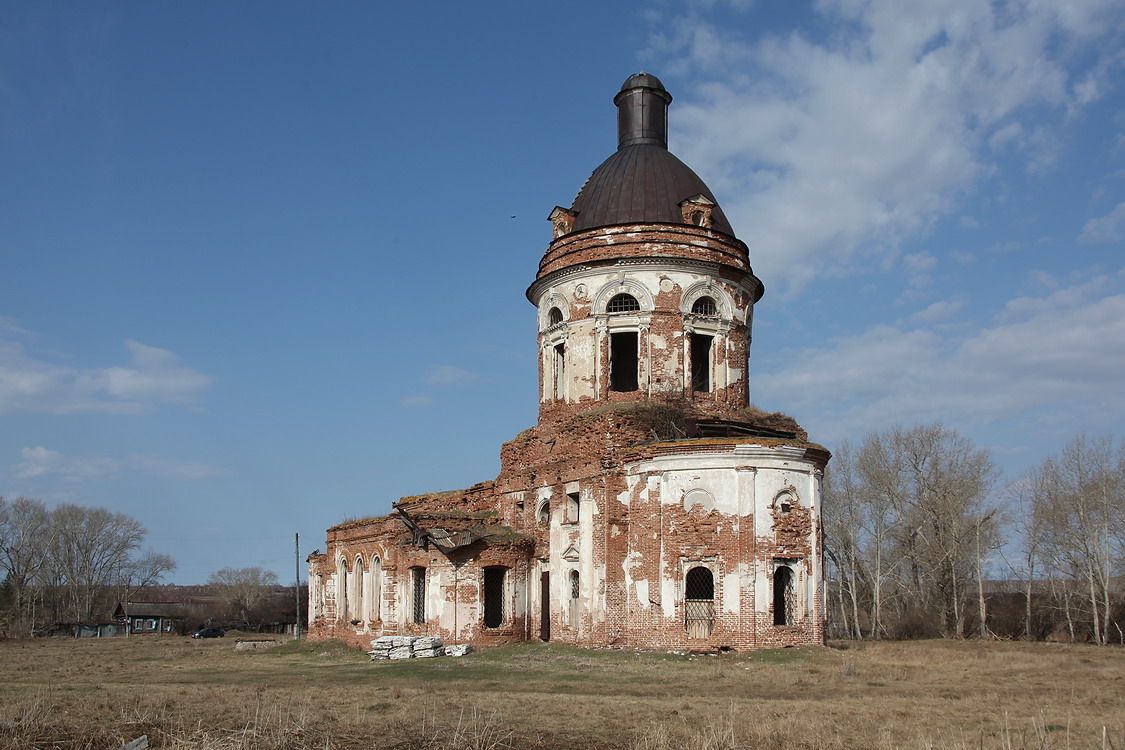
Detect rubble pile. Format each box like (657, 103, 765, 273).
(413, 635, 443, 658)
(368, 635, 473, 661)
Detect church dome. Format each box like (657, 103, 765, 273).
(568, 74, 735, 236)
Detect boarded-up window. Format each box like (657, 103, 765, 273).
(610, 332, 639, 392)
(411, 566, 426, 624)
(684, 566, 715, 638)
(483, 567, 506, 628)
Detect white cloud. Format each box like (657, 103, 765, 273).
(1079, 202, 1125, 243)
(129, 455, 226, 480)
(988, 121, 1025, 151)
(398, 365, 479, 407)
(424, 365, 479, 386)
(909, 298, 964, 323)
(0, 316, 34, 337)
(11, 447, 223, 482)
(13, 447, 118, 481)
(902, 252, 938, 289)
(0, 333, 211, 414)
(645, 0, 1125, 292)
(755, 269, 1125, 443)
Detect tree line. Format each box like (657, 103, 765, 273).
(0, 496, 300, 636)
(823, 427, 1124, 644)
(5, 428, 1120, 642)
(0, 498, 174, 636)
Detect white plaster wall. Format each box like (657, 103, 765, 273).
(535, 264, 756, 404)
(625, 444, 821, 625)
(660, 468, 741, 516)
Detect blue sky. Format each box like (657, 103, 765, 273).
(3, 1, 1123, 584)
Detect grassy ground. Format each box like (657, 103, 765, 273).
(0, 635, 1122, 749)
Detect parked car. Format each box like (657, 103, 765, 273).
(191, 627, 224, 639)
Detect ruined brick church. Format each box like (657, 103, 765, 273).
(308, 74, 829, 651)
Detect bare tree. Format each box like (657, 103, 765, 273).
(1031, 435, 1123, 645)
(118, 551, 176, 625)
(208, 566, 279, 622)
(848, 426, 996, 638)
(823, 442, 867, 639)
(0, 497, 51, 635)
(46, 505, 147, 622)
(1003, 476, 1047, 640)
(856, 431, 908, 638)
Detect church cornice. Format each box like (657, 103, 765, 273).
(533, 222, 762, 304)
(527, 256, 760, 305)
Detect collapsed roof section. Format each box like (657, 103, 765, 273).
(393, 489, 533, 554)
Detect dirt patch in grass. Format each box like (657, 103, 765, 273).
(0, 637, 1122, 748)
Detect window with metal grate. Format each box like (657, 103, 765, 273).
(684, 566, 715, 638)
(606, 293, 640, 313)
(691, 296, 718, 316)
(411, 566, 426, 624)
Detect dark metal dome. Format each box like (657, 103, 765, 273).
(568, 74, 735, 236)
(570, 145, 734, 234)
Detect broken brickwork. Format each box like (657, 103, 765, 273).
(310, 73, 829, 652)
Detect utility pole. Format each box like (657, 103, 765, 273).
(294, 532, 301, 640)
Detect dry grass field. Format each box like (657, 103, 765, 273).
(0, 635, 1122, 750)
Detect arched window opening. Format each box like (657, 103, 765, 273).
(606, 293, 640, 314)
(610, 332, 639, 392)
(371, 557, 382, 622)
(553, 343, 566, 400)
(773, 566, 794, 626)
(548, 307, 564, 326)
(691, 333, 713, 393)
(337, 558, 348, 623)
(684, 566, 715, 638)
(691, 296, 718, 316)
(483, 567, 507, 628)
(537, 500, 550, 525)
(353, 557, 365, 624)
(411, 566, 427, 625)
(569, 570, 580, 631)
(690, 210, 705, 226)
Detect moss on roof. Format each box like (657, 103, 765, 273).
(327, 514, 396, 532)
(729, 405, 808, 441)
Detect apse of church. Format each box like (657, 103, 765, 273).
(308, 74, 830, 651)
